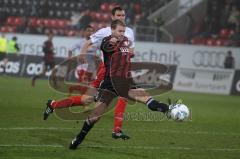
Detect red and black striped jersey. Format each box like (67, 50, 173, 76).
(100, 35, 133, 78)
(43, 40, 54, 62)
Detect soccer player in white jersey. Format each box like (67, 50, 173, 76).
(67, 25, 98, 93)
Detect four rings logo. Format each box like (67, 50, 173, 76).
(193, 50, 226, 68)
(236, 80, 240, 92)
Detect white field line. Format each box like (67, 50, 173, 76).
(82, 145, 240, 152)
(0, 127, 239, 136)
(0, 127, 74, 130)
(0, 144, 63, 148)
(0, 144, 240, 152)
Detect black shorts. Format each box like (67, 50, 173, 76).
(97, 76, 133, 105)
(0, 52, 6, 61)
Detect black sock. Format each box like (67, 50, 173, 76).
(146, 98, 169, 113)
(76, 118, 94, 142)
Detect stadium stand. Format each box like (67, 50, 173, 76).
(1, 0, 238, 46)
(0, 0, 163, 37)
(187, 0, 240, 46)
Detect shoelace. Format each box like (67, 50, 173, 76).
(45, 107, 52, 114)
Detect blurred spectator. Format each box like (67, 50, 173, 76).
(16, 17, 27, 33)
(0, 33, 7, 73)
(7, 36, 20, 54)
(36, 23, 45, 35)
(186, 13, 195, 42)
(24, 20, 38, 34)
(200, 17, 215, 37)
(209, 17, 221, 35)
(229, 27, 240, 46)
(0, 33, 7, 54)
(0, 33, 7, 55)
(124, 3, 135, 25)
(224, 51, 235, 69)
(153, 16, 164, 26)
(227, 6, 240, 30)
(220, 4, 231, 28)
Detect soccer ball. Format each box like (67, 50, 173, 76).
(169, 104, 190, 121)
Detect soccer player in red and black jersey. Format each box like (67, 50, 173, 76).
(32, 32, 55, 86)
(69, 20, 170, 150)
(43, 7, 133, 140)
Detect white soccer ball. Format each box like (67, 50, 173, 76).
(169, 104, 190, 121)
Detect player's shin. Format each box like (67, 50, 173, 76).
(69, 118, 94, 150)
(77, 118, 94, 140)
(128, 89, 169, 113)
(113, 97, 127, 132)
(146, 97, 169, 113)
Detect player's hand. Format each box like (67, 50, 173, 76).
(130, 52, 135, 58)
(129, 48, 135, 58)
(109, 37, 118, 44)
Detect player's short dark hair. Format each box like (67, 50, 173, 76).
(111, 19, 126, 29)
(48, 31, 53, 36)
(84, 25, 94, 30)
(12, 36, 17, 41)
(111, 6, 124, 15)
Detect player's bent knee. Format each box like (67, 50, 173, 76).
(81, 95, 94, 105)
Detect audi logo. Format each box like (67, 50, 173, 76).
(236, 80, 240, 92)
(193, 50, 226, 68)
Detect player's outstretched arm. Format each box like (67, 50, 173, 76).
(78, 40, 93, 62)
(80, 40, 93, 55)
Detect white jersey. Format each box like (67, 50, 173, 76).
(90, 26, 135, 48)
(69, 39, 100, 74)
(69, 39, 99, 56)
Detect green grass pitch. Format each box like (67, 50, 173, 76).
(0, 76, 240, 159)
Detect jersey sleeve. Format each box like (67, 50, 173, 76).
(128, 28, 135, 48)
(90, 28, 107, 45)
